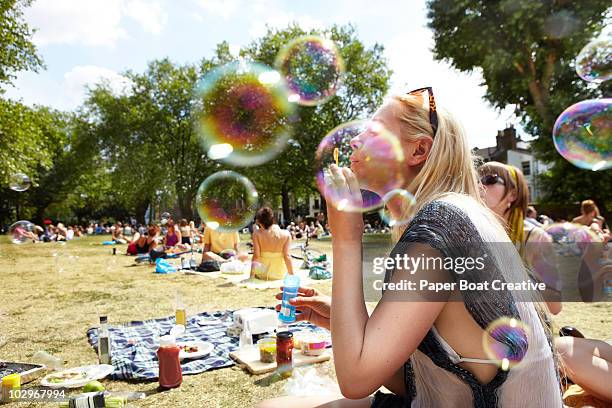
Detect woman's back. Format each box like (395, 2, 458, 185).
(255, 226, 290, 252)
(389, 195, 562, 407)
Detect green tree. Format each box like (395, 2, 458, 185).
(0, 0, 43, 92)
(427, 0, 611, 215)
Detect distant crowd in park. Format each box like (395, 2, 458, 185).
(6, 198, 610, 247)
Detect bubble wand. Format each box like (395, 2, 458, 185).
(333, 147, 339, 166)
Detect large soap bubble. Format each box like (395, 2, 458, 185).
(194, 61, 296, 166)
(315, 120, 405, 213)
(552, 99, 611, 171)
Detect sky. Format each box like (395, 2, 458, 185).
(5, 0, 524, 149)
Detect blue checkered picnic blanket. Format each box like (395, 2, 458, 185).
(86, 309, 329, 380)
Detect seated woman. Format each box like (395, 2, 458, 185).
(258, 89, 561, 407)
(111, 222, 127, 244)
(201, 225, 240, 263)
(250, 207, 293, 280)
(136, 226, 159, 254)
(163, 220, 181, 248)
(479, 161, 562, 315)
(179, 219, 192, 245)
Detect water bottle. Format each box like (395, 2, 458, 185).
(278, 275, 300, 324)
(98, 316, 112, 365)
(603, 279, 612, 299)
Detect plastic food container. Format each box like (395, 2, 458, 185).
(300, 334, 327, 356)
(257, 337, 276, 363)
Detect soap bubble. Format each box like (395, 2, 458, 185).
(161, 212, 171, 221)
(9, 173, 31, 192)
(552, 99, 611, 171)
(9, 221, 36, 244)
(575, 39, 611, 83)
(543, 10, 578, 39)
(315, 120, 405, 213)
(275, 35, 344, 106)
(482, 317, 530, 371)
(194, 61, 296, 166)
(250, 261, 269, 279)
(379, 189, 416, 227)
(195, 171, 259, 232)
(545, 222, 599, 256)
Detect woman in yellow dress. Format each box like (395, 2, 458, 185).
(250, 207, 294, 280)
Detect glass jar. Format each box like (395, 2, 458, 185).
(275, 331, 294, 377)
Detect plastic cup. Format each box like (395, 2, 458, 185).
(257, 337, 276, 363)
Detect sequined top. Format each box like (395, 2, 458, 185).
(383, 200, 560, 408)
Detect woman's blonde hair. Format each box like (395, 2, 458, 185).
(390, 94, 483, 241)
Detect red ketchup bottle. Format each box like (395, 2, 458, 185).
(157, 334, 182, 389)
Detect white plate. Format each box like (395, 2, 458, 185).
(178, 341, 213, 360)
(41, 364, 114, 389)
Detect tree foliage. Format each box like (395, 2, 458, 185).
(0, 0, 43, 91)
(427, 0, 612, 215)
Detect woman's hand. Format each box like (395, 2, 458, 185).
(275, 287, 331, 330)
(324, 164, 364, 240)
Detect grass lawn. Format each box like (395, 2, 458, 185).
(0, 235, 610, 407)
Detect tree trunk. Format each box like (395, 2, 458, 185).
(135, 199, 150, 225)
(177, 191, 194, 221)
(281, 183, 291, 225)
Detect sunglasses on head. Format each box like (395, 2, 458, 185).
(407, 87, 438, 138)
(481, 174, 506, 186)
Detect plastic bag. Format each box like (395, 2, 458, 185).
(283, 366, 340, 397)
(155, 258, 177, 274)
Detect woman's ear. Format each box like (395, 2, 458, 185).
(405, 136, 433, 166)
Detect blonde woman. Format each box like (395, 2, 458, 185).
(250, 207, 293, 280)
(258, 88, 561, 407)
(479, 162, 562, 315)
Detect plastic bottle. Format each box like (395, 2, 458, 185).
(603, 279, 612, 299)
(157, 327, 183, 389)
(175, 291, 186, 326)
(98, 316, 112, 365)
(239, 321, 253, 349)
(32, 351, 62, 371)
(278, 275, 300, 324)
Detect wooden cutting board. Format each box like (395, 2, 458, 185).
(229, 346, 331, 375)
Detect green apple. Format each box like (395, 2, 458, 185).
(83, 380, 105, 392)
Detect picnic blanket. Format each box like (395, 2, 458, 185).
(86, 309, 329, 380)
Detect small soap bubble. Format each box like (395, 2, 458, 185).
(9, 221, 35, 244)
(195, 171, 259, 232)
(575, 38, 611, 83)
(482, 317, 530, 371)
(275, 35, 344, 106)
(379, 189, 416, 227)
(9, 173, 31, 192)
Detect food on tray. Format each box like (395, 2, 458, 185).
(46, 370, 88, 383)
(257, 337, 276, 363)
(180, 345, 199, 353)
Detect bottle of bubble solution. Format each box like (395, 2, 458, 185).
(278, 275, 300, 324)
(98, 316, 112, 365)
(175, 291, 186, 327)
